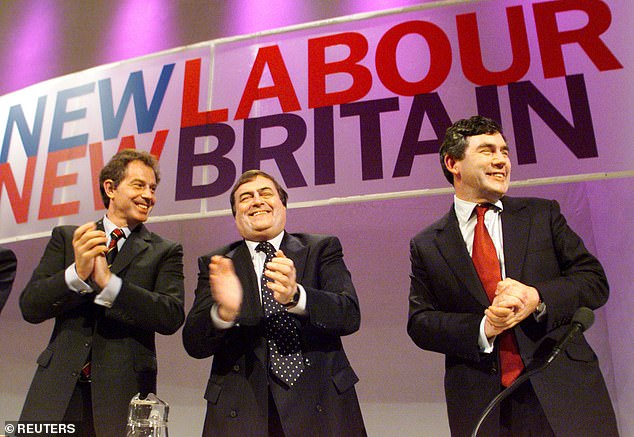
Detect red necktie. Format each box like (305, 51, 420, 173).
(472, 205, 524, 387)
(106, 228, 125, 268)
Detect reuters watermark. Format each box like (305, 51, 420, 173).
(3, 422, 78, 436)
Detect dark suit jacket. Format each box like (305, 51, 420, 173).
(407, 197, 618, 437)
(183, 232, 366, 437)
(19, 222, 185, 436)
(0, 246, 17, 315)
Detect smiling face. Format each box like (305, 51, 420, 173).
(234, 175, 287, 241)
(104, 160, 157, 228)
(445, 132, 511, 203)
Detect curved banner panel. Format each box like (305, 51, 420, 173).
(0, 0, 630, 242)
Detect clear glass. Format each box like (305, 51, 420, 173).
(125, 393, 169, 437)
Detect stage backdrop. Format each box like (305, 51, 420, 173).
(1, 0, 632, 243)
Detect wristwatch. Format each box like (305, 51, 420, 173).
(535, 300, 546, 314)
(283, 290, 300, 308)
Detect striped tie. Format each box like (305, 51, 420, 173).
(106, 228, 125, 268)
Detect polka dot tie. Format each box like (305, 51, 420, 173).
(256, 241, 305, 386)
(106, 228, 125, 268)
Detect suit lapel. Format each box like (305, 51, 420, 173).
(280, 232, 308, 283)
(228, 242, 262, 325)
(435, 207, 491, 308)
(501, 197, 530, 281)
(110, 224, 149, 274)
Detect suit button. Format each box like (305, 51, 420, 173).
(316, 404, 323, 413)
(232, 365, 240, 372)
(304, 357, 311, 366)
(72, 372, 78, 377)
(230, 410, 238, 418)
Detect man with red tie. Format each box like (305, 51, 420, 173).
(19, 149, 185, 436)
(407, 116, 618, 436)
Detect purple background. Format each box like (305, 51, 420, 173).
(1, 1, 632, 435)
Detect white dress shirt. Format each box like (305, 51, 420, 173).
(65, 215, 128, 307)
(453, 196, 504, 353)
(211, 231, 307, 329)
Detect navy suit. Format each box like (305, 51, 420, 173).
(183, 232, 366, 436)
(19, 222, 185, 436)
(407, 197, 618, 437)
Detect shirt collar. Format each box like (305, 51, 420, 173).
(103, 215, 131, 239)
(245, 231, 285, 257)
(453, 195, 503, 223)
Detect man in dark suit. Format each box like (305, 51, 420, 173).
(183, 169, 366, 436)
(407, 116, 618, 436)
(19, 149, 185, 436)
(0, 246, 17, 315)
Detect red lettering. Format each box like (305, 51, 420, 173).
(534, 0, 623, 78)
(376, 21, 451, 95)
(88, 142, 105, 210)
(308, 32, 372, 108)
(39, 146, 86, 220)
(0, 157, 36, 223)
(235, 45, 301, 120)
(181, 58, 229, 127)
(458, 6, 530, 86)
(117, 131, 168, 158)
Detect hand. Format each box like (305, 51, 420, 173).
(264, 250, 298, 306)
(72, 222, 107, 281)
(484, 278, 541, 338)
(209, 256, 243, 322)
(493, 278, 540, 321)
(91, 253, 112, 289)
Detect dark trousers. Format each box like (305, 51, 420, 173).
(499, 380, 556, 437)
(268, 389, 286, 437)
(62, 382, 96, 437)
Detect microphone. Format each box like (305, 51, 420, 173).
(470, 307, 595, 437)
(541, 306, 594, 367)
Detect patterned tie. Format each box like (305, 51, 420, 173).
(256, 241, 305, 386)
(106, 228, 125, 268)
(81, 227, 125, 382)
(472, 205, 524, 387)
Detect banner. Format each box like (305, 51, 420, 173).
(1, 0, 631, 242)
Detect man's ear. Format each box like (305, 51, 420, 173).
(103, 179, 116, 200)
(444, 155, 460, 178)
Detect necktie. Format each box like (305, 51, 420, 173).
(106, 228, 125, 268)
(256, 241, 305, 386)
(472, 205, 524, 387)
(81, 227, 125, 382)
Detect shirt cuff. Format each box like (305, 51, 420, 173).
(65, 264, 93, 294)
(479, 315, 495, 353)
(211, 303, 237, 330)
(93, 274, 122, 308)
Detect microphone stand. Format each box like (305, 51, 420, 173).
(470, 364, 544, 437)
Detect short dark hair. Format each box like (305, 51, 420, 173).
(229, 170, 288, 216)
(439, 115, 505, 185)
(99, 149, 160, 208)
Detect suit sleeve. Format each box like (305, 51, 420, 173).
(182, 254, 232, 359)
(0, 247, 17, 313)
(20, 227, 93, 323)
(530, 200, 609, 331)
(407, 237, 484, 361)
(302, 236, 361, 337)
(104, 241, 185, 335)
